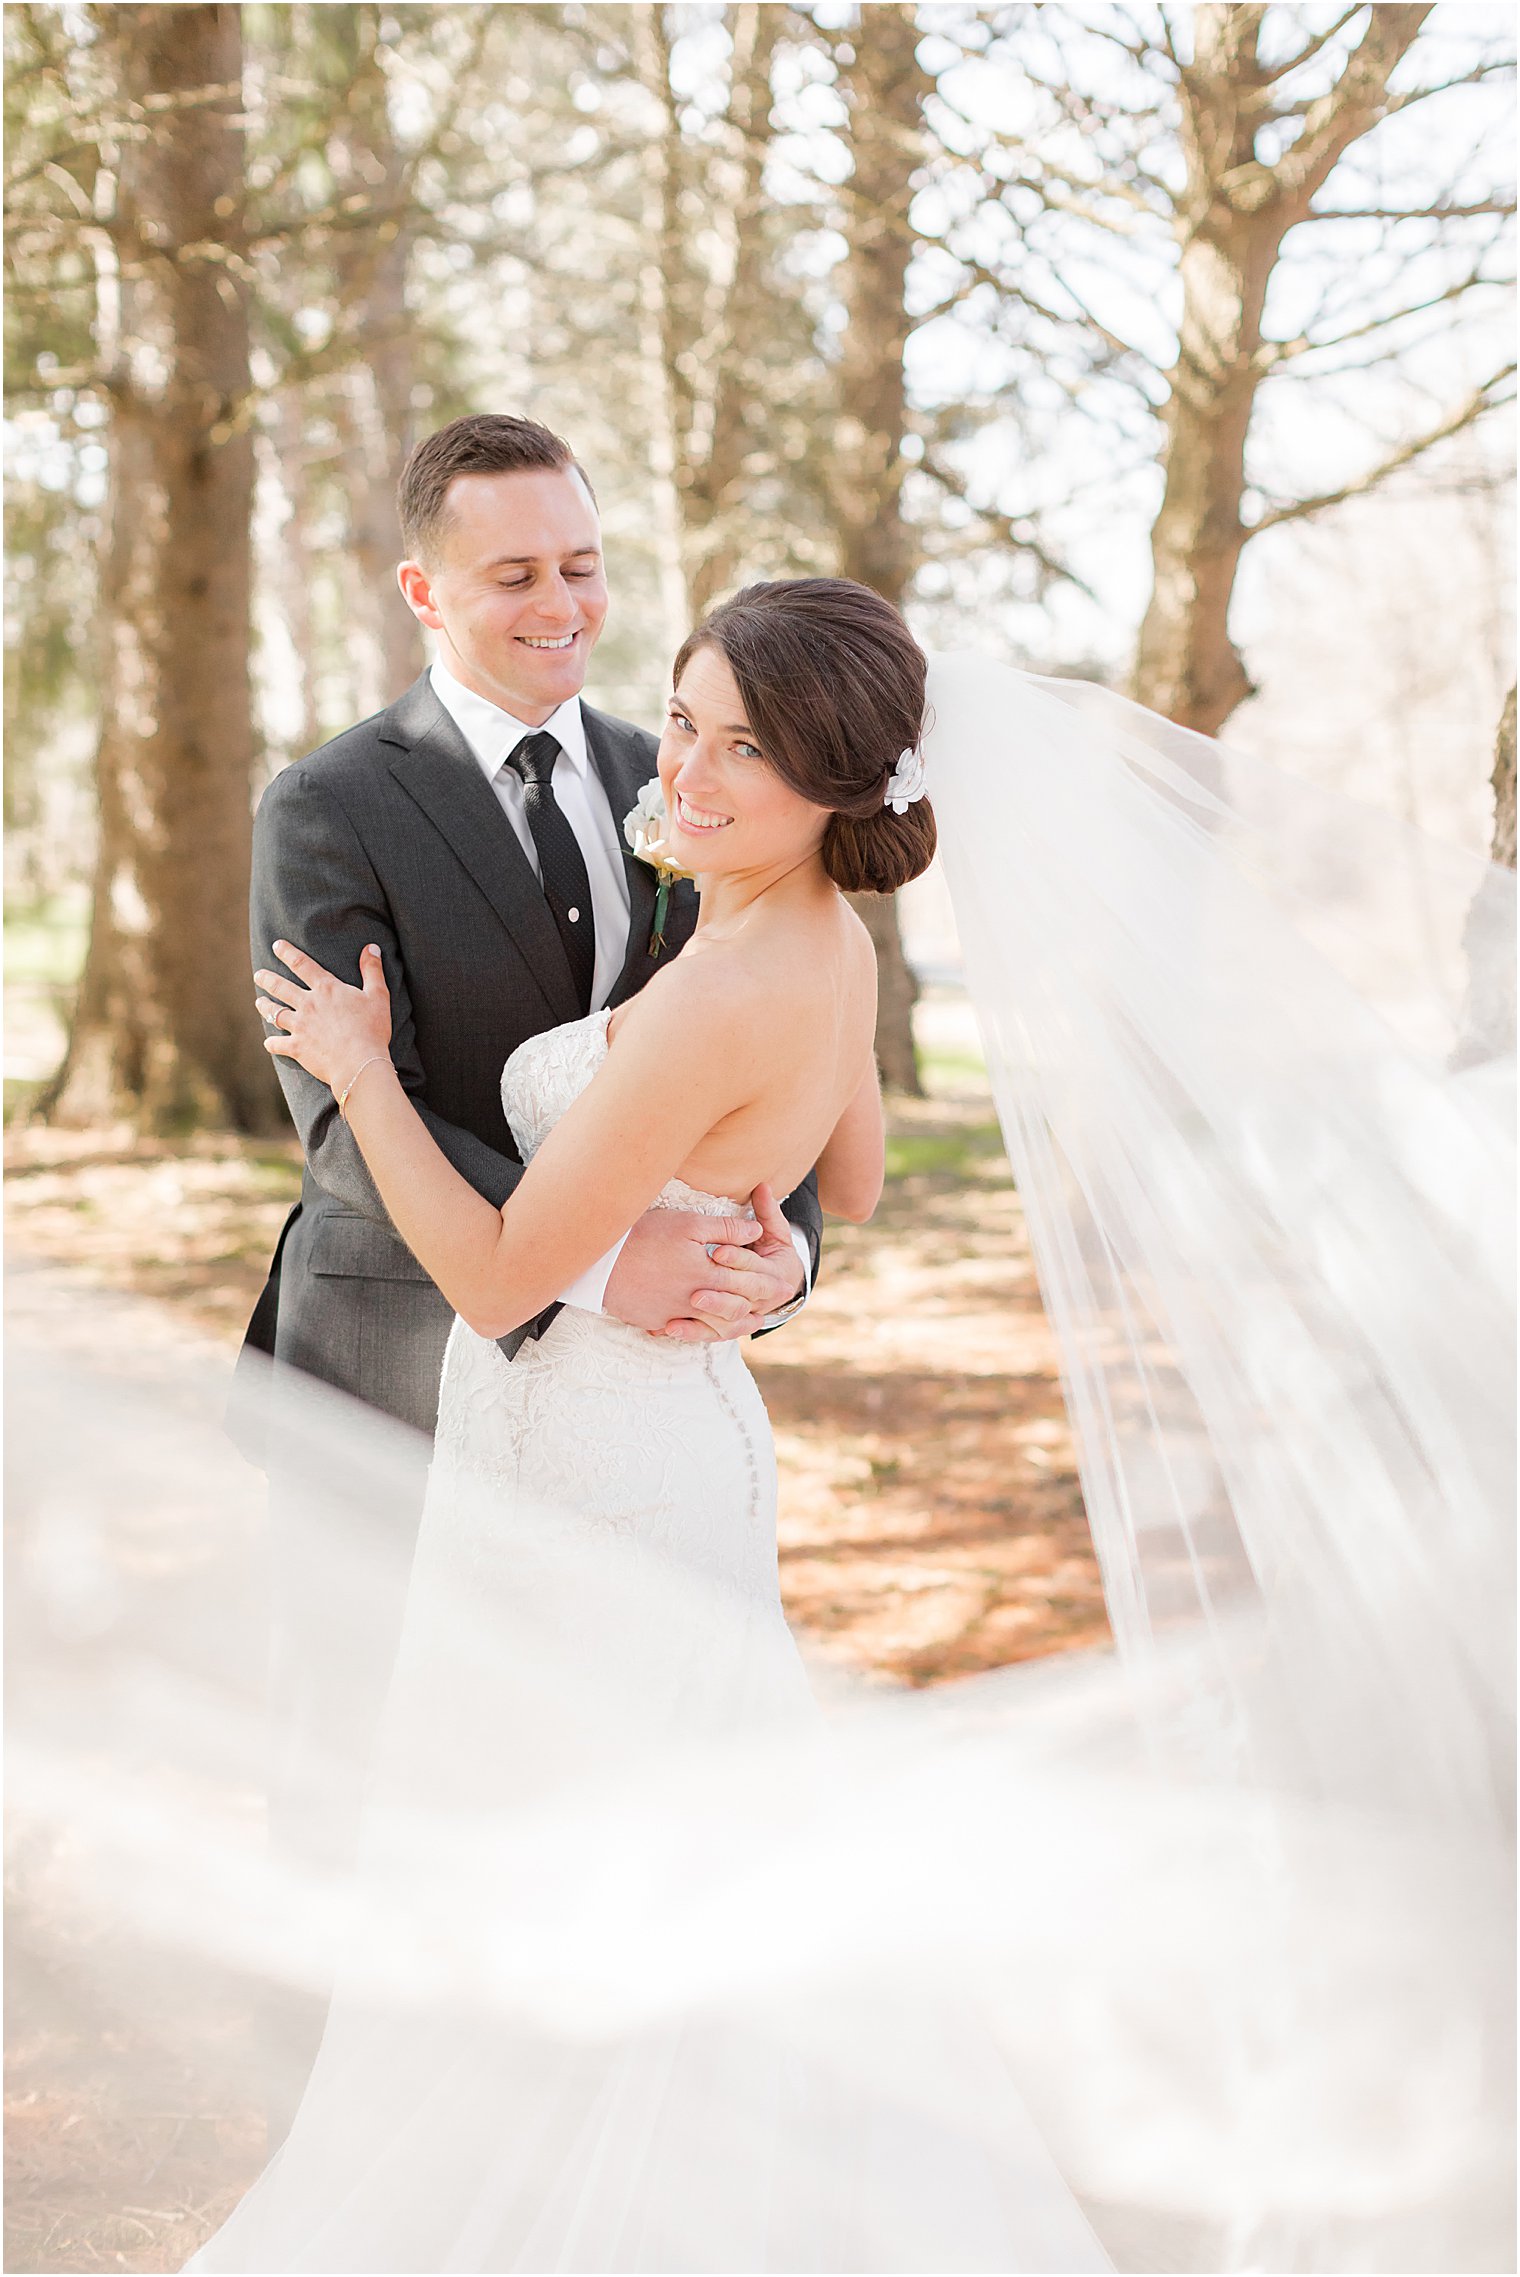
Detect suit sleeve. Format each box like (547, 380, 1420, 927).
(781, 1170, 823, 1283)
(251, 766, 524, 1219)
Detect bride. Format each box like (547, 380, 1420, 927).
(201, 578, 1119, 2272)
(180, 575, 1510, 2272)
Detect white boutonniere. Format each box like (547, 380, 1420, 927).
(623, 777, 694, 959)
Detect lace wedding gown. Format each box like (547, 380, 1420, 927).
(189, 1008, 1112, 2275)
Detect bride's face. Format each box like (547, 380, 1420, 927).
(658, 647, 830, 876)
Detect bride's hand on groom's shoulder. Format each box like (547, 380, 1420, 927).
(255, 940, 393, 1098)
(604, 1193, 804, 1344)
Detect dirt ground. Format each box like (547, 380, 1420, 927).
(4, 1068, 1106, 2274)
(3, 1082, 1107, 1686)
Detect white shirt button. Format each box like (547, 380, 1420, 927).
(568, 907, 580, 922)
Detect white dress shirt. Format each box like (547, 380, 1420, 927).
(429, 662, 630, 1013)
(428, 659, 811, 1325)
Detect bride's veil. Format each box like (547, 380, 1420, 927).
(5, 657, 1514, 2272)
(924, 654, 1514, 1829)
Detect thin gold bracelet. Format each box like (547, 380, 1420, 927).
(336, 1054, 390, 1122)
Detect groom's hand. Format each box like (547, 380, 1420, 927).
(603, 1207, 803, 1342)
(673, 1179, 808, 1342)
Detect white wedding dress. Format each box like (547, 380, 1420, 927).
(11, 661, 1511, 2275)
(188, 1007, 1113, 2274)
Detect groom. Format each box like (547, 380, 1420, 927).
(237, 411, 818, 1453)
(236, 414, 820, 2125)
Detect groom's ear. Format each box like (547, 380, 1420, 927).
(397, 560, 443, 632)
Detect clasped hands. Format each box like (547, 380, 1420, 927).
(254, 940, 804, 1345)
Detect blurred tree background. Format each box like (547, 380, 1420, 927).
(4, 0, 1516, 1127)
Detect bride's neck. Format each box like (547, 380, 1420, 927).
(694, 850, 831, 936)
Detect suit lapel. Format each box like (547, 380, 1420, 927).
(379, 676, 581, 1026)
(581, 704, 670, 1007)
(611, 869, 698, 1004)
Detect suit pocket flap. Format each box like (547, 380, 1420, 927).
(307, 1215, 433, 1283)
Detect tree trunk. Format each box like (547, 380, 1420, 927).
(632, 2, 693, 652)
(265, 387, 320, 760)
(832, 6, 932, 1094)
(1132, 4, 1429, 735)
(1130, 8, 1280, 733)
(1452, 682, 1517, 1068)
(685, 1, 781, 616)
(329, 3, 425, 711)
(1491, 684, 1516, 870)
(337, 357, 423, 713)
(44, 4, 280, 1132)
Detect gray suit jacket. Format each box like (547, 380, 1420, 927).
(233, 673, 822, 1449)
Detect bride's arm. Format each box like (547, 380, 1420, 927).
(260, 940, 761, 1339)
(815, 1060, 884, 1223)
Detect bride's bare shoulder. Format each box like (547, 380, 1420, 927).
(737, 889, 873, 998)
(839, 894, 879, 976)
(607, 934, 771, 1055)
(610, 891, 872, 1056)
(802, 891, 879, 1012)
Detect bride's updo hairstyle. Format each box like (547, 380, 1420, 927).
(673, 578, 935, 895)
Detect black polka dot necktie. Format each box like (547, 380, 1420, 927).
(503, 731, 596, 1016)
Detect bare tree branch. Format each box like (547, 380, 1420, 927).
(1304, 196, 1516, 225)
(1223, 5, 1431, 221)
(919, 449, 1099, 602)
(1248, 366, 1516, 534)
(1259, 259, 1511, 370)
(1379, 57, 1516, 118)
(927, 94, 1175, 212)
(4, 135, 109, 199)
(935, 249, 1148, 366)
(1253, 7, 1365, 91)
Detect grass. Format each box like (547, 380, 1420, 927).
(884, 1122, 1004, 1183)
(918, 1044, 989, 1084)
(5, 891, 90, 986)
(5, 893, 89, 1113)
(6, 1075, 46, 1123)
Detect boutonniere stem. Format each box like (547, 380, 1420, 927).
(650, 876, 672, 959)
(623, 777, 694, 961)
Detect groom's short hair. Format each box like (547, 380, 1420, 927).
(398, 414, 595, 564)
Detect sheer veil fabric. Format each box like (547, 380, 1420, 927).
(5, 657, 1513, 2273)
(924, 656, 1513, 1817)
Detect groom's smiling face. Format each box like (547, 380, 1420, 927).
(397, 467, 608, 725)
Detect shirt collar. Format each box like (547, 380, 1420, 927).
(429, 660, 589, 781)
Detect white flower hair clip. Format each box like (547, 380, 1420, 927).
(883, 746, 927, 814)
